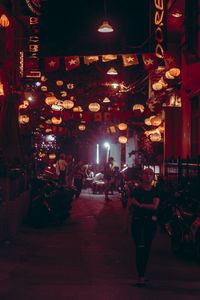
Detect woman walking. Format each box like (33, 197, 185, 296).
(124, 168, 160, 287)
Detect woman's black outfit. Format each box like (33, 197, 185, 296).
(129, 186, 159, 279)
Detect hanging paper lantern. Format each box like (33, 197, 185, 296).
(51, 101, 64, 111)
(118, 136, 128, 144)
(0, 14, 10, 27)
(73, 106, 83, 112)
(56, 80, 63, 86)
(149, 133, 161, 142)
(144, 118, 151, 126)
(118, 123, 127, 130)
(38, 152, 46, 158)
(89, 102, 100, 112)
(67, 83, 74, 89)
(18, 115, 29, 124)
(60, 91, 67, 97)
(19, 100, 29, 109)
(152, 82, 163, 91)
(41, 85, 47, 92)
(49, 154, 56, 159)
(78, 124, 86, 131)
(63, 100, 74, 109)
(0, 82, 4, 96)
(169, 68, 180, 77)
(45, 128, 52, 133)
(45, 96, 57, 106)
(150, 116, 162, 126)
(51, 116, 62, 125)
(165, 71, 175, 80)
(132, 104, 145, 113)
(158, 126, 164, 133)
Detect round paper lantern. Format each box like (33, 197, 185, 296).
(56, 80, 63, 86)
(158, 126, 164, 133)
(19, 100, 29, 109)
(152, 82, 163, 91)
(118, 123, 127, 130)
(41, 85, 47, 92)
(149, 133, 161, 142)
(165, 71, 175, 80)
(89, 102, 100, 112)
(51, 117, 62, 125)
(118, 136, 128, 144)
(63, 100, 74, 109)
(144, 118, 151, 126)
(78, 124, 86, 131)
(150, 116, 162, 126)
(49, 154, 56, 159)
(0, 14, 10, 27)
(132, 104, 145, 113)
(45, 96, 57, 106)
(18, 115, 29, 124)
(51, 103, 64, 111)
(169, 68, 180, 77)
(73, 106, 83, 112)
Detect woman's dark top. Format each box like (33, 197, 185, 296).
(129, 185, 159, 219)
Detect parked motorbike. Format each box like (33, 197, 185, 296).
(27, 176, 76, 228)
(165, 195, 200, 262)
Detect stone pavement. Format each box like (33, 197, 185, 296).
(0, 188, 200, 299)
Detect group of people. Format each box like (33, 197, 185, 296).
(56, 153, 86, 198)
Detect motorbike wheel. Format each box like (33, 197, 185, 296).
(170, 225, 183, 255)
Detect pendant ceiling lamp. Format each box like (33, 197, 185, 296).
(98, 0, 114, 33)
(107, 67, 118, 75)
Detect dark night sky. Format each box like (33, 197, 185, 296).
(39, 0, 150, 56)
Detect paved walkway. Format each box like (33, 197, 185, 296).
(0, 188, 200, 299)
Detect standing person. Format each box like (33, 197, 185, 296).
(124, 168, 160, 287)
(104, 156, 114, 202)
(73, 160, 85, 198)
(56, 153, 68, 186)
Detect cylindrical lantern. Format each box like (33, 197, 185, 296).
(18, 115, 30, 124)
(51, 116, 62, 125)
(45, 96, 57, 106)
(63, 100, 74, 109)
(89, 102, 100, 112)
(132, 104, 145, 113)
(0, 14, 10, 27)
(150, 116, 162, 126)
(118, 123, 127, 130)
(78, 124, 86, 131)
(49, 154, 56, 159)
(149, 133, 161, 142)
(118, 136, 128, 144)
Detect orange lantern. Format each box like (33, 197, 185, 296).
(73, 106, 83, 112)
(150, 116, 162, 126)
(149, 133, 161, 142)
(118, 136, 128, 144)
(0, 82, 4, 96)
(18, 115, 29, 124)
(132, 104, 145, 113)
(49, 154, 56, 159)
(152, 82, 163, 91)
(56, 80, 63, 86)
(19, 100, 29, 109)
(63, 100, 74, 109)
(41, 85, 48, 92)
(158, 126, 164, 133)
(78, 124, 86, 131)
(118, 123, 127, 130)
(45, 96, 57, 106)
(144, 118, 151, 126)
(88, 102, 100, 112)
(45, 128, 52, 133)
(169, 68, 180, 77)
(0, 14, 10, 27)
(51, 116, 62, 125)
(38, 152, 46, 158)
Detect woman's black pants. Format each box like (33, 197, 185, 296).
(131, 217, 157, 278)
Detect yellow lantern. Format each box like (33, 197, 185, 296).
(63, 100, 74, 109)
(152, 82, 163, 91)
(49, 154, 56, 159)
(169, 68, 180, 77)
(18, 115, 29, 124)
(118, 136, 128, 144)
(132, 104, 145, 113)
(118, 123, 127, 130)
(73, 106, 83, 112)
(149, 133, 161, 142)
(150, 116, 162, 126)
(0, 14, 10, 27)
(56, 80, 63, 86)
(45, 96, 57, 106)
(88, 102, 100, 112)
(41, 85, 48, 92)
(51, 117, 62, 125)
(19, 100, 29, 110)
(78, 124, 86, 131)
